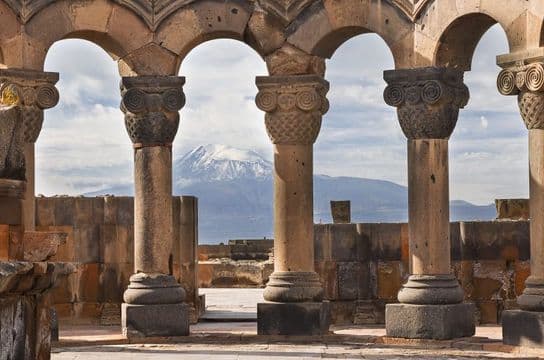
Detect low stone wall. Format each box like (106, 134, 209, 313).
(35, 196, 201, 325)
(35, 196, 533, 326)
(315, 221, 530, 324)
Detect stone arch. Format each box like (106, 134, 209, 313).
(434, 13, 509, 70)
(286, 0, 413, 68)
(154, 0, 264, 66)
(6, 1, 155, 71)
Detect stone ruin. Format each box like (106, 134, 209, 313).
(0, 0, 544, 358)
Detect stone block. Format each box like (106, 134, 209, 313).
(330, 200, 351, 223)
(377, 261, 404, 300)
(330, 224, 360, 261)
(477, 300, 499, 324)
(257, 301, 330, 335)
(37, 226, 75, 262)
(386, 302, 475, 340)
(452, 260, 474, 300)
(0, 198, 22, 225)
(116, 197, 134, 225)
(122, 303, 190, 338)
(198, 244, 231, 260)
(314, 224, 331, 261)
(368, 223, 402, 260)
(400, 223, 409, 268)
(459, 221, 529, 261)
(0, 224, 8, 260)
(450, 222, 461, 260)
(99, 263, 132, 303)
(74, 225, 101, 263)
(315, 260, 337, 300)
(103, 196, 118, 225)
(74, 198, 95, 226)
(472, 261, 506, 300)
(337, 262, 371, 300)
(54, 197, 75, 225)
(330, 300, 355, 325)
(495, 199, 529, 220)
(36, 198, 55, 226)
(76, 263, 100, 302)
(502, 310, 544, 348)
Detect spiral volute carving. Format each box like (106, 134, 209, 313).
(120, 76, 186, 145)
(383, 67, 469, 139)
(255, 75, 329, 145)
(498, 61, 544, 129)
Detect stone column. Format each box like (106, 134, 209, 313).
(120, 76, 189, 338)
(383, 67, 475, 340)
(255, 74, 330, 335)
(0, 69, 60, 231)
(498, 50, 544, 348)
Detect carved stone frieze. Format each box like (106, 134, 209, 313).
(383, 67, 469, 140)
(497, 60, 544, 130)
(120, 76, 186, 146)
(255, 75, 329, 145)
(0, 69, 60, 143)
(390, 0, 433, 22)
(257, 0, 315, 25)
(3, 0, 55, 23)
(112, 0, 196, 30)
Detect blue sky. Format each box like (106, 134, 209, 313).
(35, 25, 526, 205)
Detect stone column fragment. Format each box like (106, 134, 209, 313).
(120, 76, 189, 338)
(255, 74, 330, 335)
(0, 69, 60, 231)
(383, 67, 475, 339)
(498, 50, 544, 348)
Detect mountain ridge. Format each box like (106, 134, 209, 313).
(85, 144, 496, 243)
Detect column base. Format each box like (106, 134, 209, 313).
(386, 303, 475, 340)
(263, 271, 324, 302)
(257, 301, 330, 335)
(122, 303, 189, 338)
(502, 310, 544, 348)
(517, 277, 544, 311)
(397, 274, 464, 304)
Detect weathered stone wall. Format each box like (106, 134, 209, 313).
(314, 221, 530, 325)
(38, 196, 532, 326)
(35, 196, 201, 325)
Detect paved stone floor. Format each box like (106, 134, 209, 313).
(51, 289, 544, 359)
(52, 323, 544, 359)
(199, 288, 262, 321)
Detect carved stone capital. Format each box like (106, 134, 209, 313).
(497, 59, 544, 130)
(383, 67, 469, 140)
(120, 76, 186, 147)
(255, 75, 329, 145)
(0, 69, 60, 143)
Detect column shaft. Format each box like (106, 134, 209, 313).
(529, 129, 544, 279)
(273, 144, 313, 273)
(23, 142, 35, 231)
(408, 139, 450, 275)
(134, 146, 173, 275)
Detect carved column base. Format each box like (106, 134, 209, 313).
(263, 271, 324, 302)
(517, 277, 544, 311)
(397, 274, 464, 305)
(122, 273, 189, 338)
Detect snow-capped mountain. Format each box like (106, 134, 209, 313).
(174, 144, 272, 183)
(86, 144, 496, 244)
